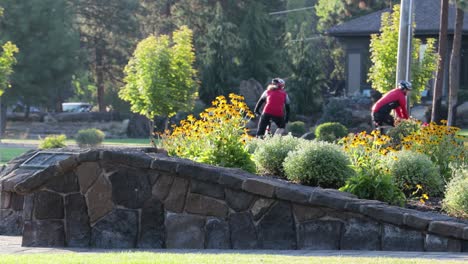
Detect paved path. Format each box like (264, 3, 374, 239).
(0, 236, 467, 261)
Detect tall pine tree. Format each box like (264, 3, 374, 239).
(1, 0, 81, 114)
(71, 0, 140, 112)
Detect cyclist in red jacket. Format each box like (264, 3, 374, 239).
(372, 80, 411, 128)
(254, 78, 290, 137)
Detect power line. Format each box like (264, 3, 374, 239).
(269, 6, 315, 15)
(291, 35, 325, 42)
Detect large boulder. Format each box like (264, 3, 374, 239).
(239, 79, 264, 111)
(456, 101, 468, 128)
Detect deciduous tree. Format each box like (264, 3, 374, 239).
(367, 5, 438, 104)
(0, 7, 18, 138)
(119, 26, 198, 134)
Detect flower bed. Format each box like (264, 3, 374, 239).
(158, 95, 467, 219)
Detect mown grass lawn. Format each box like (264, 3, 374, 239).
(458, 129, 468, 146)
(0, 252, 462, 264)
(0, 147, 31, 165)
(1, 137, 151, 146)
(0, 138, 153, 165)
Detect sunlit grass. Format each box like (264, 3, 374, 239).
(0, 138, 151, 146)
(458, 129, 468, 146)
(0, 147, 31, 165)
(0, 138, 153, 165)
(0, 252, 463, 264)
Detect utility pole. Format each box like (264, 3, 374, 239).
(396, 0, 413, 114)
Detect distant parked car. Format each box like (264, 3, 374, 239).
(62, 102, 93, 113)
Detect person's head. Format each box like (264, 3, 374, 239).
(272, 78, 285, 89)
(267, 84, 278, 90)
(398, 80, 412, 94)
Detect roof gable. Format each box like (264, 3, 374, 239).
(327, 0, 468, 37)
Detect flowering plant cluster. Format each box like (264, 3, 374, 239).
(401, 120, 466, 182)
(340, 120, 467, 208)
(339, 130, 405, 206)
(340, 130, 394, 165)
(159, 93, 256, 172)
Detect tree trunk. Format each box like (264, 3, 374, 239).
(149, 118, 159, 148)
(448, 7, 464, 126)
(95, 43, 105, 112)
(0, 97, 5, 140)
(431, 0, 449, 123)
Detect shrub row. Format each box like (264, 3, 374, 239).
(39, 128, 105, 149)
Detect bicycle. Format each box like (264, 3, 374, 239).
(373, 122, 393, 135)
(264, 119, 286, 136)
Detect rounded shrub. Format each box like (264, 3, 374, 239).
(39, 134, 67, 149)
(283, 141, 355, 188)
(286, 121, 306, 136)
(382, 150, 443, 196)
(442, 166, 468, 218)
(75, 128, 105, 148)
(315, 122, 348, 142)
(245, 137, 261, 154)
(253, 134, 304, 178)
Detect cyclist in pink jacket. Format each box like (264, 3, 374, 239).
(254, 78, 290, 137)
(372, 80, 411, 128)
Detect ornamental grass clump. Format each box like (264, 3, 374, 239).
(283, 140, 354, 188)
(401, 120, 467, 183)
(382, 150, 443, 197)
(39, 134, 67, 149)
(159, 93, 256, 173)
(253, 134, 305, 178)
(442, 165, 468, 218)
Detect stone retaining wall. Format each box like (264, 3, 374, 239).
(0, 149, 467, 251)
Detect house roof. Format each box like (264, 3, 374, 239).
(327, 0, 468, 37)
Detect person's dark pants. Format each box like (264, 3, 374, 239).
(372, 111, 394, 129)
(256, 113, 285, 137)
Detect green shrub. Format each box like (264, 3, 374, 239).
(315, 122, 348, 142)
(283, 141, 354, 188)
(75, 128, 105, 148)
(340, 151, 406, 206)
(383, 150, 443, 196)
(245, 137, 261, 154)
(253, 134, 304, 177)
(39, 134, 67, 149)
(340, 169, 406, 207)
(286, 121, 306, 136)
(442, 165, 468, 218)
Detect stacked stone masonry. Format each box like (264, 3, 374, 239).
(0, 148, 467, 251)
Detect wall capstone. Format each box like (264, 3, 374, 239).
(0, 148, 467, 252)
